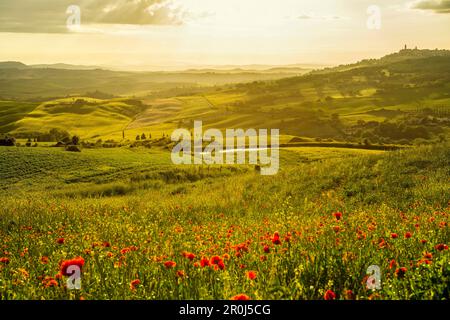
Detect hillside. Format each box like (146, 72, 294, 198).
(311, 48, 450, 75)
(126, 50, 450, 143)
(0, 65, 308, 100)
(1, 49, 449, 143)
(1, 142, 448, 299)
(0, 61, 28, 69)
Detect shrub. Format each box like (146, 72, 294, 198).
(0, 136, 16, 146)
(65, 145, 81, 152)
(72, 135, 80, 145)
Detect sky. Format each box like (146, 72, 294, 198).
(0, 0, 449, 69)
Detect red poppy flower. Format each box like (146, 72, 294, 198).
(91, 242, 100, 248)
(418, 259, 432, 266)
(378, 238, 388, 249)
(217, 261, 225, 270)
(389, 259, 396, 269)
(345, 290, 355, 300)
(246, 271, 257, 280)
(60, 257, 85, 276)
(45, 279, 58, 288)
(57, 238, 65, 244)
(420, 239, 427, 244)
(40, 256, 49, 264)
(324, 290, 336, 300)
(44, 278, 58, 288)
(395, 267, 407, 278)
(391, 233, 398, 239)
(260, 255, 267, 262)
(200, 257, 210, 267)
(263, 245, 270, 253)
(164, 261, 177, 269)
(423, 252, 432, 259)
(0, 257, 10, 264)
(404, 232, 412, 239)
(130, 279, 141, 290)
(102, 242, 111, 248)
(356, 230, 366, 240)
(435, 244, 448, 251)
(120, 248, 131, 255)
(210, 255, 223, 265)
(183, 252, 196, 261)
(20, 247, 28, 257)
(333, 212, 343, 221)
(271, 232, 282, 245)
(176, 270, 186, 278)
(333, 226, 340, 233)
(231, 294, 251, 300)
(235, 243, 249, 252)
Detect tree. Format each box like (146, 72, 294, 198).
(72, 135, 80, 145)
(141, 133, 146, 140)
(136, 135, 140, 141)
(49, 128, 70, 142)
(62, 136, 71, 144)
(0, 136, 16, 146)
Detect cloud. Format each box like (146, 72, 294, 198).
(410, 0, 450, 13)
(83, 0, 187, 25)
(0, 0, 189, 33)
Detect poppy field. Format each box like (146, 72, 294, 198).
(0, 144, 449, 300)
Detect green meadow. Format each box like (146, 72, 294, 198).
(0, 49, 449, 300)
(0, 144, 448, 299)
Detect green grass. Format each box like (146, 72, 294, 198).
(0, 146, 172, 193)
(0, 101, 39, 133)
(0, 144, 448, 300)
(10, 97, 146, 139)
(0, 50, 449, 300)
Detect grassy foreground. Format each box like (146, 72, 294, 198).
(0, 144, 449, 300)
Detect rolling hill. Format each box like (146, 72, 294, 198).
(0, 64, 309, 100)
(1, 49, 449, 142)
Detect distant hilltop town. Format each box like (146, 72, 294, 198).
(400, 45, 447, 52)
(401, 44, 418, 50)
